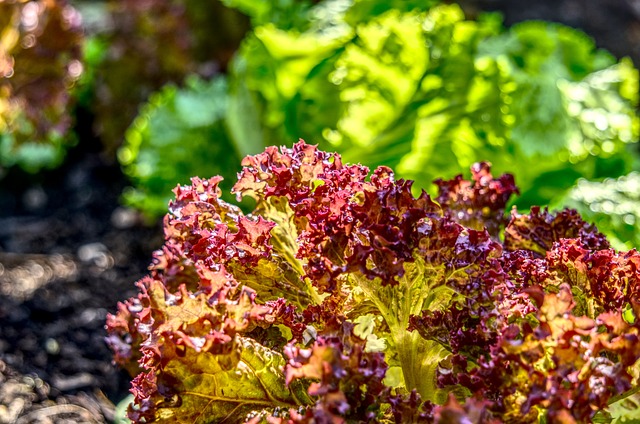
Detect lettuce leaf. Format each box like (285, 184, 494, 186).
(119, 76, 244, 218)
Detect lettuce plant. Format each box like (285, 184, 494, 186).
(122, 0, 639, 233)
(107, 141, 640, 423)
(0, 0, 83, 171)
(118, 75, 243, 218)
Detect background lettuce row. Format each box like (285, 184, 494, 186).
(5, 0, 637, 249)
(227, 1, 638, 206)
(121, 0, 639, 250)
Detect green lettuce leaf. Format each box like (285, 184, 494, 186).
(598, 388, 640, 423)
(558, 173, 640, 251)
(230, 3, 638, 210)
(119, 76, 244, 218)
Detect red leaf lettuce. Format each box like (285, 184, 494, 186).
(107, 141, 640, 423)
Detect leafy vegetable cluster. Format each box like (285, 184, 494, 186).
(120, 0, 640, 251)
(107, 141, 640, 423)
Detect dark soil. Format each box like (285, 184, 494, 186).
(0, 2, 638, 423)
(0, 135, 163, 422)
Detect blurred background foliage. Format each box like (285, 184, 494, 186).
(86, 0, 249, 156)
(1, 0, 640, 248)
(119, 75, 245, 213)
(0, 0, 83, 172)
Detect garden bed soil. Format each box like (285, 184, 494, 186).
(0, 140, 163, 423)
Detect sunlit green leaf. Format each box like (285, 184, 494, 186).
(120, 75, 244, 218)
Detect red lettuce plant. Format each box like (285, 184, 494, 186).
(0, 0, 83, 167)
(107, 141, 640, 423)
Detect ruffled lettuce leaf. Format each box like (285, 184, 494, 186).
(125, 278, 312, 423)
(504, 206, 610, 255)
(440, 284, 640, 423)
(108, 141, 640, 423)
